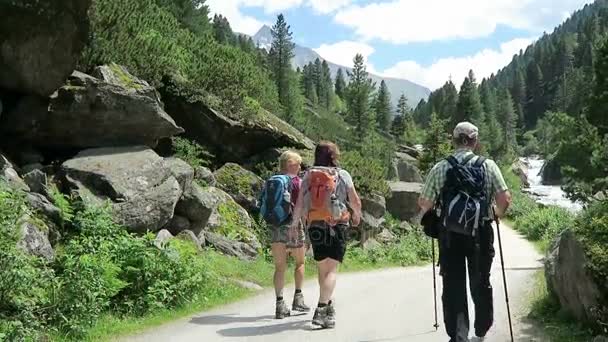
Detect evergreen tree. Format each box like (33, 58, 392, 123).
(212, 14, 235, 45)
(156, 0, 210, 34)
(390, 115, 406, 139)
(497, 88, 518, 155)
(301, 64, 318, 105)
(588, 38, 608, 135)
(455, 70, 484, 126)
(525, 62, 545, 129)
(345, 54, 376, 143)
(441, 80, 459, 122)
(374, 81, 392, 132)
(511, 69, 526, 126)
(321, 60, 333, 108)
(420, 113, 452, 173)
(268, 14, 296, 110)
(335, 68, 347, 99)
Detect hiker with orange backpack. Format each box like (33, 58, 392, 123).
(290, 141, 362, 329)
(259, 151, 311, 319)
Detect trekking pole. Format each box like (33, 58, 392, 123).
(431, 238, 440, 331)
(495, 218, 514, 342)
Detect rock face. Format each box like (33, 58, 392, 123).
(2, 65, 183, 150)
(511, 159, 531, 188)
(386, 182, 423, 222)
(17, 217, 54, 261)
(26, 193, 61, 225)
(61, 146, 182, 233)
(360, 194, 387, 244)
(0, 153, 29, 191)
(155, 229, 174, 248)
(390, 152, 423, 183)
(0, 0, 91, 96)
(545, 230, 602, 323)
(164, 158, 194, 193)
(174, 184, 216, 235)
(195, 166, 216, 186)
(362, 194, 387, 219)
(160, 81, 314, 163)
(214, 163, 264, 212)
(23, 169, 47, 195)
(203, 231, 258, 261)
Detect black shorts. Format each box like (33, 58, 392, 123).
(308, 223, 348, 263)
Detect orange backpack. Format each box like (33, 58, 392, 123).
(305, 167, 350, 224)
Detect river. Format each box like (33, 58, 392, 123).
(520, 157, 582, 212)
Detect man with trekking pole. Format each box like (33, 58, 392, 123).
(418, 122, 512, 342)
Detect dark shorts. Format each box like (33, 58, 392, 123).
(308, 223, 348, 263)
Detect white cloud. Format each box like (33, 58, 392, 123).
(206, 0, 266, 35)
(334, 0, 593, 44)
(382, 38, 535, 89)
(314, 41, 376, 69)
(308, 0, 351, 14)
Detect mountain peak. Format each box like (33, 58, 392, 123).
(254, 25, 272, 39)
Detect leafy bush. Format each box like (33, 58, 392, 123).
(514, 206, 574, 242)
(47, 182, 75, 226)
(214, 163, 258, 198)
(171, 137, 214, 168)
(503, 168, 540, 220)
(341, 150, 389, 197)
(345, 229, 432, 267)
(215, 202, 256, 244)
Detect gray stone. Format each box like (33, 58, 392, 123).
(174, 184, 216, 232)
(164, 157, 195, 193)
(23, 169, 47, 195)
(545, 230, 601, 323)
(0, 153, 29, 191)
(26, 193, 61, 224)
(0, 0, 91, 96)
(176, 230, 202, 250)
(214, 163, 264, 212)
(386, 182, 423, 222)
(160, 80, 314, 163)
(155, 229, 174, 248)
(362, 238, 382, 251)
(232, 279, 263, 291)
(2, 66, 183, 150)
(195, 166, 216, 186)
(203, 231, 258, 261)
(390, 152, 423, 183)
(21, 163, 44, 175)
(61, 146, 181, 233)
(593, 336, 608, 342)
(17, 216, 54, 261)
(511, 160, 530, 188)
(377, 229, 397, 244)
(361, 193, 387, 219)
(165, 215, 191, 235)
(398, 221, 414, 233)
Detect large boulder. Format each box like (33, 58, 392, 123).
(214, 163, 264, 212)
(203, 231, 258, 261)
(386, 182, 423, 222)
(361, 193, 387, 219)
(511, 159, 531, 188)
(0, 0, 91, 97)
(159, 80, 314, 163)
(26, 193, 61, 225)
(0, 153, 29, 191)
(164, 157, 194, 193)
(61, 146, 182, 233)
(545, 230, 602, 323)
(389, 152, 423, 183)
(174, 184, 216, 235)
(17, 216, 54, 261)
(22, 169, 47, 195)
(1, 65, 183, 150)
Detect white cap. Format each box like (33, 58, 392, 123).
(453, 122, 479, 139)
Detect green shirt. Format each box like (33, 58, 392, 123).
(420, 149, 508, 213)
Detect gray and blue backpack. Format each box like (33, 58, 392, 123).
(260, 175, 293, 226)
(440, 154, 488, 237)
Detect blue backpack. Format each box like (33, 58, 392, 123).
(260, 175, 293, 226)
(440, 154, 488, 237)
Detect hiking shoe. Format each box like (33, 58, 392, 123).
(312, 306, 335, 329)
(275, 300, 291, 319)
(292, 293, 310, 312)
(327, 302, 335, 319)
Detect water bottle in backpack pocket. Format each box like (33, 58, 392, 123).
(440, 155, 488, 236)
(260, 175, 293, 226)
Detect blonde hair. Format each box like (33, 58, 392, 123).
(279, 150, 302, 172)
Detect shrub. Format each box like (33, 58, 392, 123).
(171, 137, 214, 168)
(344, 229, 432, 267)
(514, 206, 574, 242)
(341, 151, 390, 197)
(215, 202, 256, 244)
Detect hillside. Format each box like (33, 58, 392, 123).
(251, 25, 431, 108)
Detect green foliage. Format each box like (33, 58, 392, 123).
(215, 163, 259, 199)
(269, 14, 296, 110)
(335, 68, 347, 100)
(215, 202, 255, 244)
(341, 150, 389, 197)
(345, 229, 432, 267)
(503, 168, 539, 221)
(455, 70, 484, 127)
(514, 206, 574, 243)
(419, 113, 452, 174)
(154, 0, 210, 35)
(171, 137, 214, 168)
(48, 183, 75, 226)
(374, 81, 392, 132)
(345, 54, 376, 143)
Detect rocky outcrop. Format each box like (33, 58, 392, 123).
(26, 193, 61, 225)
(195, 166, 216, 187)
(389, 152, 423, 183)
(511, 159, 530, 188)
(0, 153, 29, 191)
(17, 216, 54, 261)
(160, 80, 314, 163)
(22, 169, 47, 195)
(203, 231, 258, 261)
(386, 182, 423, 222)
(174, 184, 216, 235)
(362, 193, 387, 219)
(165, 215, 191, 236)
(214, 163, 264, 212)
(545, 230, 602, 323)
(0, 0, 91, 96)
(164, 157, 194, 193)
(176, 230, 202, 250)
(2, 65, 183, 150)
(61, 146, 182, 233)
(376, 229, 397, 244)
(155, 229, 174, 248)
(360, 194, 387, 244)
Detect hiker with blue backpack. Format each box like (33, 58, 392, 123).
(418, 122, 512, 342)
(290, 141, 362, 329)
(259, 151, 310, 319)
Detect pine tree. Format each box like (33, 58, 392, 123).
(301, 64, 318, 104)
(455, 70, 484, 127)
(441, 80, 459, 122)
(390, 115, 406, 139)
(511, 69, 526, 126)
(268, 14, 296, 110)
(420, 113, 452, 173)
(374, 81, 392, 132)
(212, 14, 235, 45)
(335, 68, 346, 99)
(321, 60, 333, 108)
(497, 88, 517, 155)
(525, 62, 545, 129)
(345, 53, 376, 143)
(588, 38, 608, 135)
(157, 0, 210, 35)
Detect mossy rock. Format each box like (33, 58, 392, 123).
(214, 163, 263, 212)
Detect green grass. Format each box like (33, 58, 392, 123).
(528, 272, 595, 342)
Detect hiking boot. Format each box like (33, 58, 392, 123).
(312, 306, 335, 329)
(292, 293, 310, 312)
(327, 302, 335, 319)
(275, 300, 291, 319)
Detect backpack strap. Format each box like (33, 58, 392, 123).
(460, 153, 476, 166)
(474, 156, 486, 167)
(446, 156, 459, 168)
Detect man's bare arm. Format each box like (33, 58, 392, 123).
(494, 190, 512, 218)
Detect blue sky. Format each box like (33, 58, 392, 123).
(206, 0, 594, 90)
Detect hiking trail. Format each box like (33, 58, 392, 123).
(123, 223, 546, 342)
